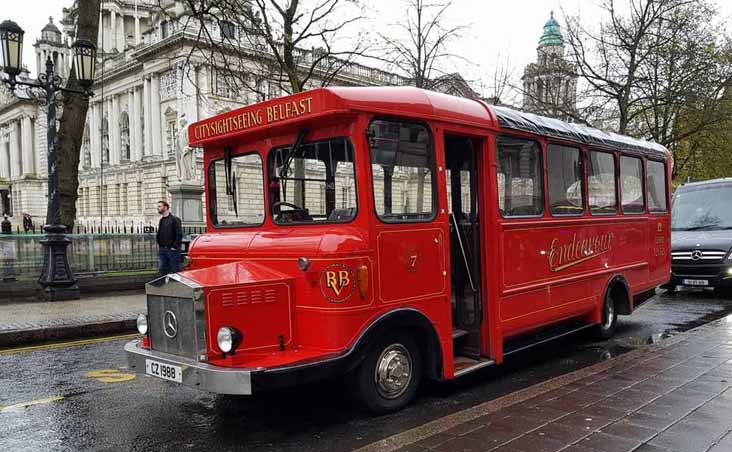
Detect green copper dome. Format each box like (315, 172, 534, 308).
(538, 11, 564, 47)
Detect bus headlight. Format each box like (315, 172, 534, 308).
(136, 314, 148, 335)
(217, 327, 242, 353)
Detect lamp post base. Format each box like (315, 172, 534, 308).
(38, 224, 80, 301)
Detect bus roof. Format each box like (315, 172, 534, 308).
(189, 86, 669, 158)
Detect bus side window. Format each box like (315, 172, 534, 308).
(647, 160, 668, 213)
(547, 144, 584, 216)
(368, 119, 436, 222)
(588, 151, 617, 215)
(620, 155, 645, 214)
(496, 136, 544, 217)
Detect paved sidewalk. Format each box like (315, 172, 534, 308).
(0, 291, 144, 347)
(362, 315, 732, 452)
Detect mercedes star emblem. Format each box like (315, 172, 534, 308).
(691, 250, 704, 261)
(163, 310, 178, 339)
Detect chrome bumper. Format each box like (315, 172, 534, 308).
(125, 340, 253, 395)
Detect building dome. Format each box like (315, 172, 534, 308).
(41, 17, 62, 43)
(538, 11, 564, 47)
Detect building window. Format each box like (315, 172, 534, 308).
(101, 118, 110, 165)
(82, 124, 91, 168)
(160, 69, 177, 100)
(496, 136, 543, 217)
(166, 119, 178, 160)
(120, 112, 130, 161)
(221, 21, 236, 40)
(214, 69, 238, 99)
(161, 20, 169, 39)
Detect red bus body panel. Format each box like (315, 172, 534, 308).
(173, 87, 671, 380)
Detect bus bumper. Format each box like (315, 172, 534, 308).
(125, 339, 253, 395)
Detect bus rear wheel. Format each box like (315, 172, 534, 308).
(352, 333, 422, 414)
(594, 291, 618, 340)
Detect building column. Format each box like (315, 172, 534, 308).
(150, 73, 162, 157)
(118, 14, 125, 51)
(21, 115, 34, 176)
(89, 102, 99, 168)
(128, 88, 136, 160)
(133, 86, 143, 160)
(10, 121, 21, 178)
(143, 77, 151, 158)
(99, 11, 106, 53)
(135, 15, 141, 45)
(110, 95, 120, 165)
(0, 130, 9, 179)
(110, 9, 117, 52)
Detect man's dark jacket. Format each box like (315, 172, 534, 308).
(157, 214, 183, 249)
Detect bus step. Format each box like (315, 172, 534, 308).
(453, 355, 495, 378)
(503, 319, 593, 357)
(452, 328, 469, 340)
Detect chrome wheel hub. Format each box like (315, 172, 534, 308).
(603, 300, 615, 330)
(374, 344, 412, 399)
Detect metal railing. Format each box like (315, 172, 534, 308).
(0, 226, 205, 279)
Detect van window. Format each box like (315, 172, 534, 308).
(647, 160, 668, 213)
(548, 144, 583, 216)
(496, 136, 543, 217)
(672, 183, 732, 230)
(368, 119, 435, 222)
(620, 156, 644, 214)
(588, 151, 617, 214)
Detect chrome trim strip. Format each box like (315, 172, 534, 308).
(125, 340, 251, 395)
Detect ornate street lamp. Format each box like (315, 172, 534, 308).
(0, 21, 96, 301)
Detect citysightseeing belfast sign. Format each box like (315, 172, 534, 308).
(189, 94, 316, 144)
(547, 232, 615, 272)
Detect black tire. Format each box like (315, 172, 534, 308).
(351, 332, 422, 415)
(593, 290, 618, 340)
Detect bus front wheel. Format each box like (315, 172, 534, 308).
(594, 292, 618, 340)
(351, 333, 422, 414)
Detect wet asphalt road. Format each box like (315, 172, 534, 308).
(2, 289, 732, 452)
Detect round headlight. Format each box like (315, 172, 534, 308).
(217, 327, 241, 353)
(136, 314, 148, 335)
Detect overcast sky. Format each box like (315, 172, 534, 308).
(5, 0, 732, 97)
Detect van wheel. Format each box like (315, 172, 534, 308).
(352, 333, 422, 414)
(594, 291, 618, 340)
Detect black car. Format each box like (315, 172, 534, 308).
(668, 178, 732, 291)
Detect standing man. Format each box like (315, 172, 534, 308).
(156, 200, 182, 275)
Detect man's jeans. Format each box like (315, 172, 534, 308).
(159, 247, 181, 275)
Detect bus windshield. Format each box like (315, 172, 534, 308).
(268, 137, 357, 224)
(672, 184, 732, 231)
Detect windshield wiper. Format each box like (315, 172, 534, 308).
(678, 224, 721, 231)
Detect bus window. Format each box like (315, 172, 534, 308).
(268, 137, 357, 224)
(496, 136, 543, 217)
(588, 151, 617, 215)
(647, 160, 668, 213)
(620, 155, 644, 214)
(548, 144, 584, 216)
(208, 152, 265, 227)
(368, 119, 435, 222)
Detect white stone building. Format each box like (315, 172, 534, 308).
(2, 0, 453, 230)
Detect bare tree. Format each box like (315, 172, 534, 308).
(565, 0, 732, 179)
(178, 0, 369, 97)
(57, 0, 101, 229)
(379, 0, 465, 89)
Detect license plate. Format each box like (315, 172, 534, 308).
(682, 279, 709, 287)
(145, 359, 182, 383)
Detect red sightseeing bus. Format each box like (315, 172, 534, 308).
(126, 87, 671, 413)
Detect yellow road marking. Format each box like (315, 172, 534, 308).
(0, 396, 64, 413)
(84, 368, 137, 383)
(0, 333, 141, 356)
